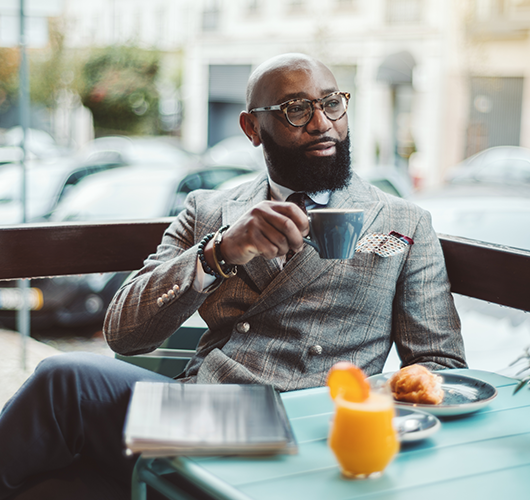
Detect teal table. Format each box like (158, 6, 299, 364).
(132, 369, 530, 500)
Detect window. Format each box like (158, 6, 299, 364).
(386, 0, 423, 25)
(465, 77, 524, 157)
(507, 0, 530, 20)
(336, 0, 357, 8)
(475, 0, 506, 20)
(202, 0, 220, 32)
(287, 0, 305, 13)
(246, 0, 261, 15)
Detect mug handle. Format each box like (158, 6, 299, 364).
(302, 236, 319, 252)
(303, 215, 320, 252)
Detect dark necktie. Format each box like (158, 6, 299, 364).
(285, 192, 308, 262)
(286, 192, 308, 213)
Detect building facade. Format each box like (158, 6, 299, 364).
(179, 0, 530, 187)
(57, 0, 530, 187)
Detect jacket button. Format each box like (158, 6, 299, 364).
(309, 345, 323, 356)
(173, 285, 180, 293)
(162, 294, 170, 303)
(168, 290, 175, 299)
(236, 322, 250, 334)
(157, 297, 164, 307)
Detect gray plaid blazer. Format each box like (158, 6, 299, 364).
(104, 172, 466, 391)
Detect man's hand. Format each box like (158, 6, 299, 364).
(205, 201, 310, 267)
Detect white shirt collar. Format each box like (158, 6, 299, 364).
(268, 175, 330, 206)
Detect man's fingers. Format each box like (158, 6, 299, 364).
(264, 203, 309, 252)
(220, 201, 310, 264)
(250, 227, 287, 259)
(271, 202, 310, 235)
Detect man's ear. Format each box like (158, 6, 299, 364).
(239, 112, 262, 147)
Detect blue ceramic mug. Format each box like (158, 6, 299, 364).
(303, 208, 364, 259)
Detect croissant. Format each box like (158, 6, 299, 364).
(389, 364, 444, 405)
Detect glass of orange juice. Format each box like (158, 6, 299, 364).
(328, 379, 399, 479)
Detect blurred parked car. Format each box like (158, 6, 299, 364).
(411, 184, 530, 250)
(0, 164, 252, 330)
(0, 146, 25, 165)
(202, 135, 266, 170)
(384, 184, 530, 375)
(217, 165, 413, 199)
(47, 164, 252, 222)
(0, 126, 71, 160)
(0, 159, 123, 224)
(445, 146, 530, 186)
(0, 136, 200, 225)
(354, 166, 413, 198)
(78, 135, 200, 168)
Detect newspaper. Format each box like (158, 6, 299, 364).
(124, 382, 298, 457)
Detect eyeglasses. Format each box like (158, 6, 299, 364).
(249, 91, 350, 127)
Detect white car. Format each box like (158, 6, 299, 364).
(0, 135, 201, 225)
(202, 135, 266, 171)
(445, 146, 530, 186)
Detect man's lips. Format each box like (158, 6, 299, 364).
(305, 141, 337, 156)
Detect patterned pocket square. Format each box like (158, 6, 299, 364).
(356, 231, 414, 257)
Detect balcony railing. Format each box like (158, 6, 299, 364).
(0, 220, 529, 313)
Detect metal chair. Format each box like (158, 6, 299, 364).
(115, 313, 207, 377)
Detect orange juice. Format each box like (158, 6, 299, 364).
(329, 389, 399, 478)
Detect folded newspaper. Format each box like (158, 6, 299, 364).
(124, 382, 298, 457)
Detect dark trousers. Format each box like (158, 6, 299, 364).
(0, 352, 172, 499)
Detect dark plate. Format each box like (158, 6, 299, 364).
(369, 372, 498, 416)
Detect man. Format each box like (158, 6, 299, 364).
(0, 53, 466, 499)
(105, 52, 465, 386)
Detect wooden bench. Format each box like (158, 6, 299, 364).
(1, 219, 529, 374)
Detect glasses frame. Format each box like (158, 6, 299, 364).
(248, 91, 351, 127)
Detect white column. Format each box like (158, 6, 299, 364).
(181, 46, 210, 154)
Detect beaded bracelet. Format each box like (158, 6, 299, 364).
(197, 232, 222, 279)
(212, 225, 237, 279)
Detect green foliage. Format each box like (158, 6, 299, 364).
(0, 48, 20, 114)
(79, 46, 160, 135)
(0, 20, 80, 114)
(513, 377, 530, 394)
(0, 19, 166, 136)
(29, 19, 72, 108)
(511, 347, 530, 394)
(30, 21, 61, 106)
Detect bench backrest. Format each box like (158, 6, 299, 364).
(0, 220, 529, 312)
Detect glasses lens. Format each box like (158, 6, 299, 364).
(322, 93, 347, 120)
(285, 100, 312, 126)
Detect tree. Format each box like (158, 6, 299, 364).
(0, 48, 20, 118)
(79, 45, 160, 136)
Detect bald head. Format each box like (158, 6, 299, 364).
(246, 53, 336, 110)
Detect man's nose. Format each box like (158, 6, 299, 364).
(305, 106, 332, 134)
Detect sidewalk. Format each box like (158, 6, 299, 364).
(0, 329, 113, 410)
(0, 329, 60, 409)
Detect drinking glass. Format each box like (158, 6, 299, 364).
(328, 380, 399, 479)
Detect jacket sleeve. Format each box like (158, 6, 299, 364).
(391, 210, 467, 371)
(103, 192, 220, 356)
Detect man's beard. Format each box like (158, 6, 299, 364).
(260, 129, 352, 194)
